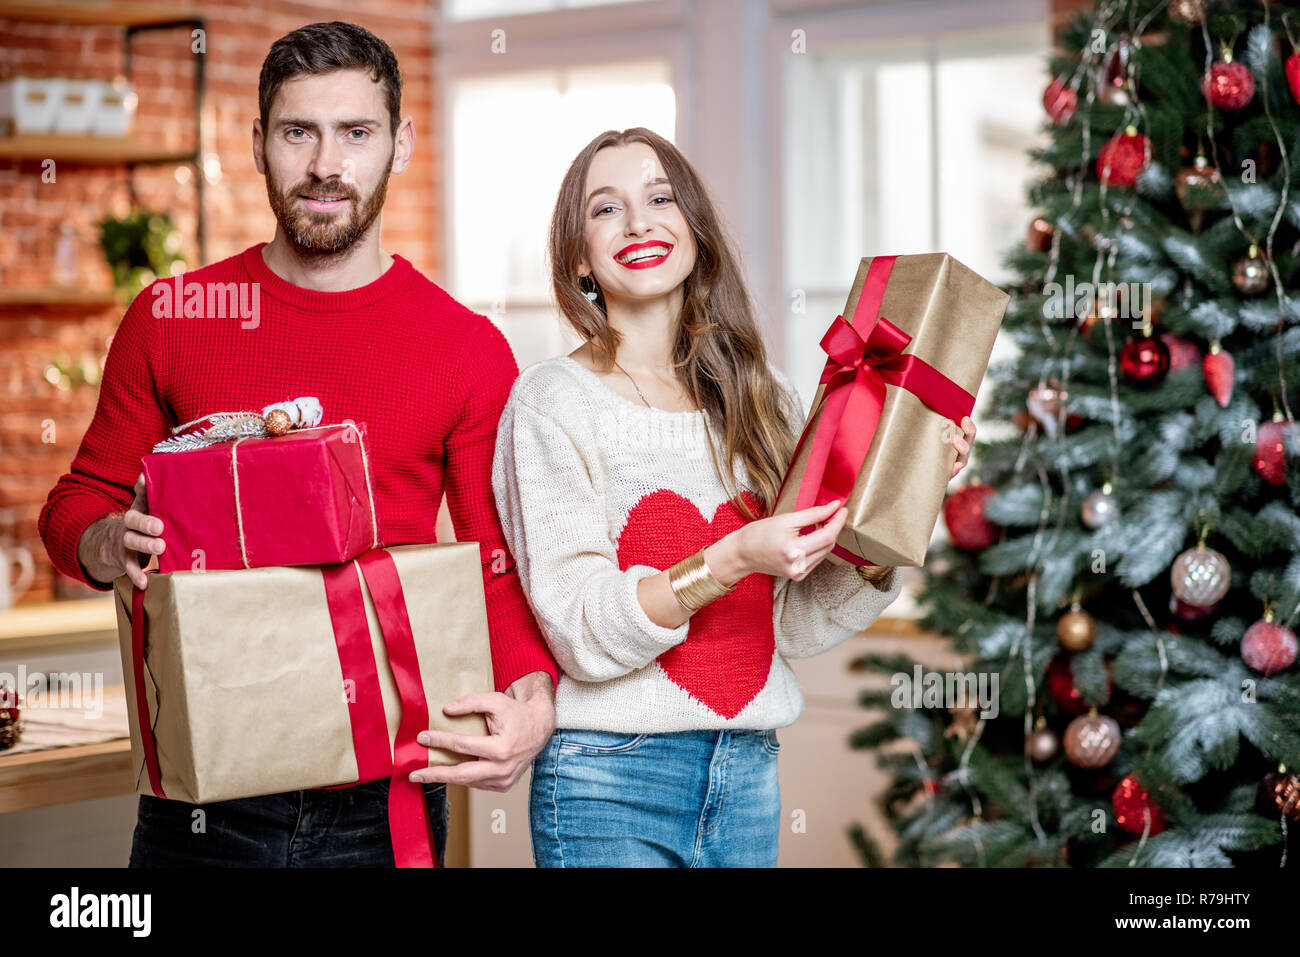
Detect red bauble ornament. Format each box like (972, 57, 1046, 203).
(1161, 333, 1202, 374)
(1112, 773, 1168, 836)
(942, 484, 999, 550)
(1202, 343, 1234, 407)
(1241, 617, 1298, 675)
(1252, 415, 1293, 485)
(1202, 60, 1255, 111)
(1046, 656, 1111, 715)
(1286, 52, 1300, 106)
(1120, 334, 1171, 386)
(1097, 129, 1149, 187)
(1043, 77, 1077, 125)
(1172, 597, 1218, 621)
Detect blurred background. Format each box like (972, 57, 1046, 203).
(0, 0, 1084, 866)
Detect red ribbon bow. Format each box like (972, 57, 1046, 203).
(779, 255, 976, 565)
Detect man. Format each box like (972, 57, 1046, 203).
(38, 21, 558, 867)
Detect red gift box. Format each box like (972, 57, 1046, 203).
(142, 422, 381, 573)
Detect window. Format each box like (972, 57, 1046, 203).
(781, 21, 1049, 437)
(448, 60, 675, 362)
(445, 0, 646, 21)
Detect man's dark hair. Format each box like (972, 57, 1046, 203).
(259, 21, 402, 137)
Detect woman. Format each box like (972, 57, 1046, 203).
(490, 128, 974, 867)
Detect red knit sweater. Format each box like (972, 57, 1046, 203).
(38, 241, 558, 693)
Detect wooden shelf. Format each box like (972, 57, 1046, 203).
(0, 2, 203, 27)
(0, 286, 118, 309)
(0, 134, 195, 165)
(0, 596, 117, 654)
(0, 738, 133, 813)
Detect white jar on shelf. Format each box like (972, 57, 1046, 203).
(92, 78, 137, 138)
(52, 79, 102, 135)
(0, 77, 67, 136)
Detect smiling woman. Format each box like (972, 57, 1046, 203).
(490, 127, 916, 868)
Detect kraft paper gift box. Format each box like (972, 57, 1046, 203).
(142, 421, 381, 574)
(113, 543, 492, 867)
(773, 253, 1009, 568)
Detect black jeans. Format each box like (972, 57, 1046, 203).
(127, 780, 449, 867)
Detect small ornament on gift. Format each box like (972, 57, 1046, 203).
(152, 396, 324, 453)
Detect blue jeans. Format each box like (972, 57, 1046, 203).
(529, 728, 781, 867)
(127, 780, 449, 867)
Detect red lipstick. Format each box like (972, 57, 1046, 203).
(614, 240, 673, 270)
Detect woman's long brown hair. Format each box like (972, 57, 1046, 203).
(548, 127, 799, 522)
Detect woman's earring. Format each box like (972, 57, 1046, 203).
(580, 274, 600, 302)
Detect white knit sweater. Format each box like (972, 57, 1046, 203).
(490, 355, 903, 732)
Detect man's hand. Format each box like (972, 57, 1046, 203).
(410, 670, 556, 792)
(77, 474, 165, 590)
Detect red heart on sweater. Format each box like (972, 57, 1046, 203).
(616, 489, 774, 719)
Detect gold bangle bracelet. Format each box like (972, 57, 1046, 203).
(668, 549, 736, 612)
(855, 562, 894, 583)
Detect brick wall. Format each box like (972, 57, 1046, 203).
(0, 2, 438, 604)
(1052, 0, 1092, 33)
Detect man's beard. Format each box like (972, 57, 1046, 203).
(265, 153, 391, 258)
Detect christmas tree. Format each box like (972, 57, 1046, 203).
(851, 0, 1300, 868)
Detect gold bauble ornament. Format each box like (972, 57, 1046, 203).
(1057, 604, 1097, 651)
(1232, 245, 1270, 296)
(264, 409, 293, 435)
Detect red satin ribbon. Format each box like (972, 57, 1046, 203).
(130, 583, 167, 799)
(355, 549, 439, 869)
(131, 548, 440, 868)
(778, 255, 976, 565)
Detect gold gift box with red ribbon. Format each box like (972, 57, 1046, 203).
(773, 253, 1009, 568)
(112, 543, 493, 867)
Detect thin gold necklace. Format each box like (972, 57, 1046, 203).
(611, 358, 654, 409)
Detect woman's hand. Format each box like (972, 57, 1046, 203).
(712, 498, 849, 583)
(949, 415, 976, 479)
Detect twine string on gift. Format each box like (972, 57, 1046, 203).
(227, 422, 380, 568)
(151, 399, 380, 569)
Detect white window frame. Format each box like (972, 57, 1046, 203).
(431, 0, 1048, 366)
